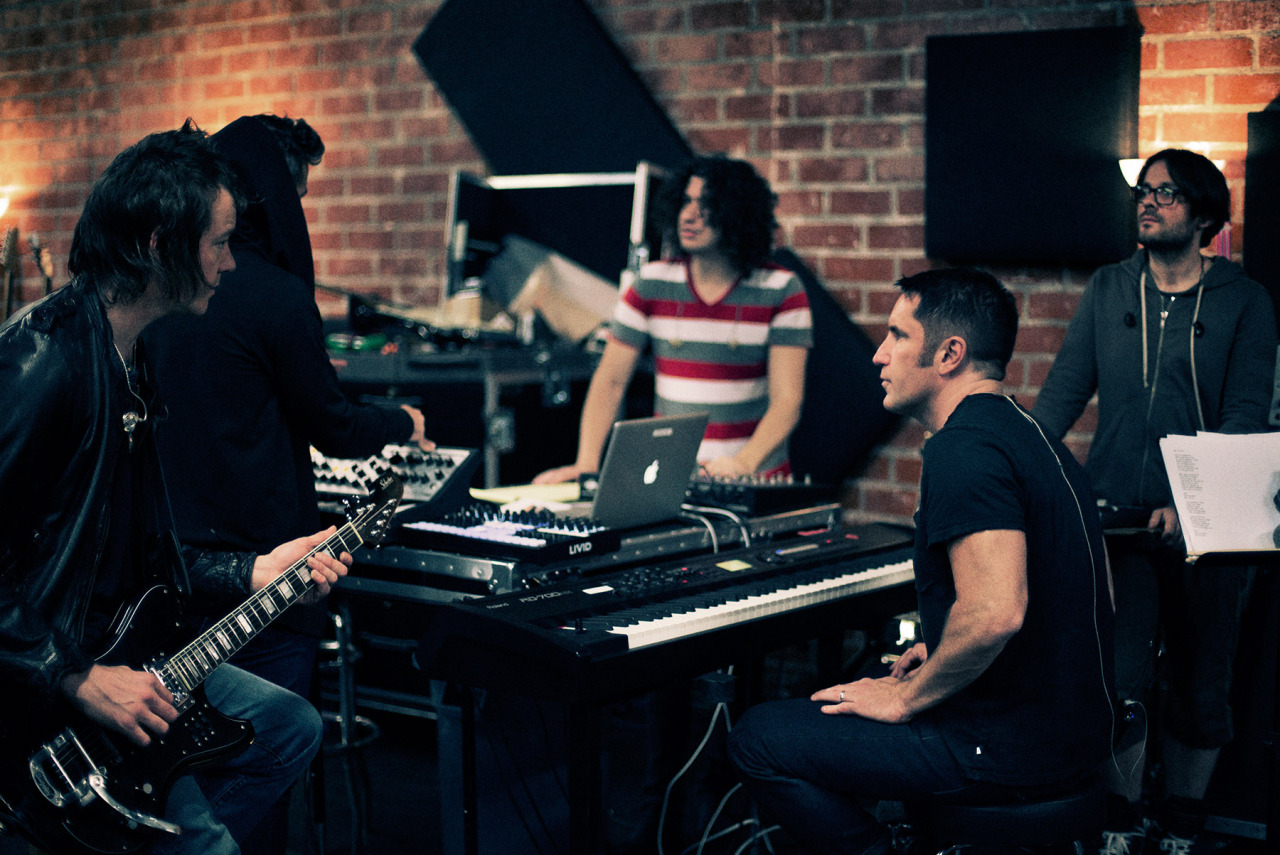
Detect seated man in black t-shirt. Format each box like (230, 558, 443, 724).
(728, 268, 1116, 855)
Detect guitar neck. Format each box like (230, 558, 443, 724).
(158, 523, 364, 694)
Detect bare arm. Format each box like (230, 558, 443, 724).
(702, 344, 809, 477)
(533, 339, 640, 484)
(399, 404, 436, 452)
(814, 528, 1028, 722)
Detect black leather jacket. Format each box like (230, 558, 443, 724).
(0, 282, 255, 704)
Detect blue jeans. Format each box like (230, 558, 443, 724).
(231, 625, 320, 700)
(230, 626, 322, 855)
(728, 699, 1027, 855)
(150, 664, 323, 855)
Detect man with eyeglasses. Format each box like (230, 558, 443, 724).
(1034, 150, 1277, 854)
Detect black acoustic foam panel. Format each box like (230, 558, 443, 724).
(925, 25, 1141, 266)
(414, 0, 691, 175)
(1245, 110, 1280, 332)
(773, 248, 898, 485)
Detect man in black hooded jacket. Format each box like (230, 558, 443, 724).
(145, 114, 432, 853)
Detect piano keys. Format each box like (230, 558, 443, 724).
(417, 522, 917, 706)
(601, 549, 913, 650)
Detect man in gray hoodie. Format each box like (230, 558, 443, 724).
(1033, 149, 1276, 855)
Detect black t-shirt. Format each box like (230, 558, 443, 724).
(83, 365, 150, 651)
(913, 394, 1114, 786)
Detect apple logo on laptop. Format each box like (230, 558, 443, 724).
(644, 459, 660, 484)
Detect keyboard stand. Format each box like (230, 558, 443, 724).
(426, 525, 917, 854)
(450, 686, 611, 855)
(443, 596, 915, 851)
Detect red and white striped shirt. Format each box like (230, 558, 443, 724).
(609, 257, 812, 472)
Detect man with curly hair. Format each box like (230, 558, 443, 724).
(535, 153, 812, 485)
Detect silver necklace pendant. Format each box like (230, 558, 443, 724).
(122, 410, 141, 451)
(112, 341, 146, 451)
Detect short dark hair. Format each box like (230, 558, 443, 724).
(895, 268, 1018, 381)
(68, 118, 245, 306)
(1137, 148, 1230, 248)
(253, 114, 324, 190)
(654, 153, 778, 274)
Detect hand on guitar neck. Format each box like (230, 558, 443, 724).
(250, 525, 352, 605)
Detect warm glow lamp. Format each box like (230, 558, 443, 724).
(1119, 158, 1145, 186)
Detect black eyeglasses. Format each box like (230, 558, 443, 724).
(1272, 488, 1280, 548)
(1133, 184, 1183, 207)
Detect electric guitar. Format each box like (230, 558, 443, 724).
(0, 472, 403, 855)
(1, 226, 16, 321)
(29, 232, 54, 296)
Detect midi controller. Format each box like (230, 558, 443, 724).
(397, 503, 621, 563)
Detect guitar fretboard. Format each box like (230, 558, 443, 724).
(159, 524, 365, 695)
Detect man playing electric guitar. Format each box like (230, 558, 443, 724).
(0, 122, 353, 855)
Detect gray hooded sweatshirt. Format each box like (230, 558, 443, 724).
(1033, 249, 1277, 509)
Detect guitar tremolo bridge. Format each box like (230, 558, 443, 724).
(30, 728, 99, 808)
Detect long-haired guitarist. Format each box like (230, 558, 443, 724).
(0, 121, 352, 855)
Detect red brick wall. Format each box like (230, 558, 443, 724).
(1, 0, 1276, 527)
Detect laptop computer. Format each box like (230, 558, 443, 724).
(579, 412, 708, 529)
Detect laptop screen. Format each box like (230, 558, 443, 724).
(588, 413, 708, 529)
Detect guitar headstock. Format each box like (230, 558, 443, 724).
(29, 232, 54, 279)
(0, 227, 17, 275)
(348, 471, 404, 547)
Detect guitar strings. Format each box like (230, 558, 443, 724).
(169, 520, 367, 690)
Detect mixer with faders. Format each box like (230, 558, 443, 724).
(311, 444, 480, 522)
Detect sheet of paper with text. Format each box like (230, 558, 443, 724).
(1159, 431, 1280, 559)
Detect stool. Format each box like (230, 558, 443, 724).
(904, 782, 1105, 854)
(318, 598, 380, 855)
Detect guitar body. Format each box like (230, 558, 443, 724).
(0, 472, 403, 854)
(0, 586, 254, 855)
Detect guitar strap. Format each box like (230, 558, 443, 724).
(134, 341, 192, 597)
(145, 449, 190, 597)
